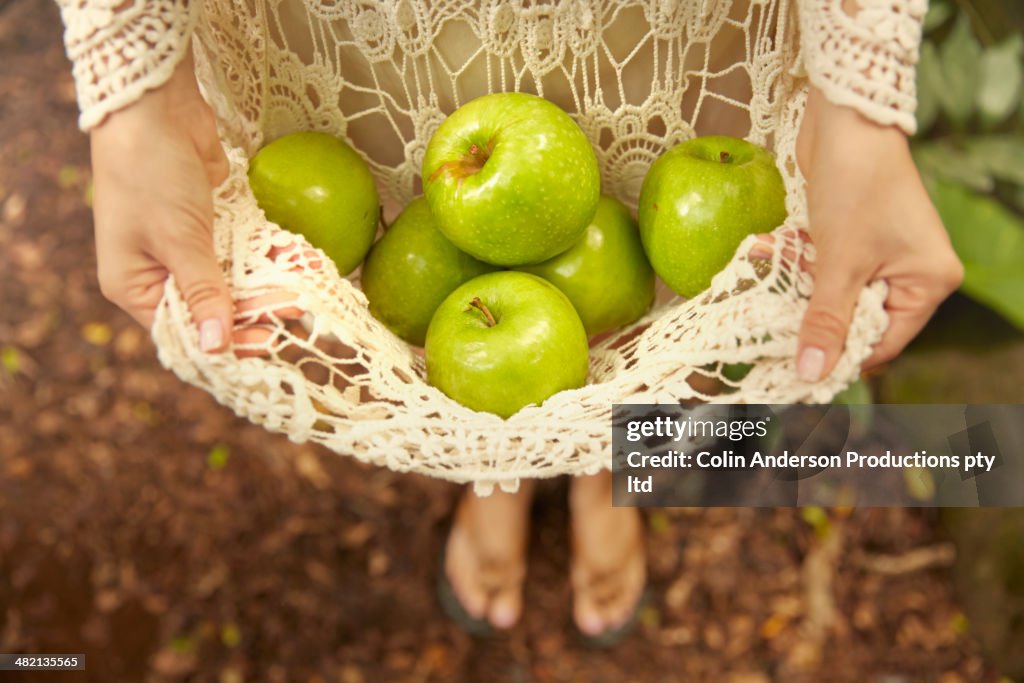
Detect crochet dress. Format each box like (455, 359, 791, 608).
(57, 0, 923, 491)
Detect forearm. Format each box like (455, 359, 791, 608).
(797, 83, 910, 182)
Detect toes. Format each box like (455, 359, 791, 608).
(601, 556, 646, 630)
(444, 515, 528, 628)
(573, 587, 606, 636)
(444, 533, 489, 620)
(488, 583, 523, 630)
(570, 503, 647, 637)
(571, 559, 645, 635)
(476, 554, 526, 629)
(443, 485, 534, 632)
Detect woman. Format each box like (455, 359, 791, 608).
(69, 0, 962, 643)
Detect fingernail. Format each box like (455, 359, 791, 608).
(490, 605, 519, 630)
(199, 319, 224, 352)
(578, 612, 604, 636)
(797, 346, 825, 382)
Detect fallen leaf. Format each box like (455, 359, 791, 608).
(339, 665, 364, 683)
(760, 613, 789, 640)
(2, 192, 26, 226)
(294, 448, 331, 489)
(221, 623, 241, 648)
(81, 322, 113, 347)
(367, 549, 389, 576)
(341, 522, 374, 548)
(207, 443, 230, 471)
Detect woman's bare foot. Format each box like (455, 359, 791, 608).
(443, 482, 535, 630)
(569, 471, 646, 639)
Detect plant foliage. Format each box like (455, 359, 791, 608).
(913, 0, 1024, 330)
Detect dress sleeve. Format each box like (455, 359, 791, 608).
(55, 0, 197, 131)
(797, 0, 927, 135)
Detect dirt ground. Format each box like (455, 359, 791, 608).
(0, 2, 1010, 681)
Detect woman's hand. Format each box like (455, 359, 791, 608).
(89, 50, 233, 351)
(793, 86, 963, 382)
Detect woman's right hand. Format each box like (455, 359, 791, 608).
(89, 49, 233, 352)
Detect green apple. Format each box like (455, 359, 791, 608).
(422, 92, 601, 266)
(637, 135, 787, 298)
(248, 131, 379, 275)
(361, 197, 499, 346)
(517, 195, 655, 336)
(425, 271, 589, 418)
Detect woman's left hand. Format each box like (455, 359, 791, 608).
(792, 85, 964, 382)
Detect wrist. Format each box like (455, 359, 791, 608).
(798, 85, 909, 176)
(91, 48, 203, 134)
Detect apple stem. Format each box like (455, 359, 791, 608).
(464, 140, 493, 174)
(428, 137, 496, 185)
(466, 297, 497, 327)
(719, 151, 731, 163)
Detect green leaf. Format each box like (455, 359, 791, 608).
(977, 35, 1024, 128)
(801, 506, 831, 539)
(915, 41, 943, 134)
(960, 263, 1024, 329)
(904, 467, 936, 501)
(221, 623, 241, 648)
(832, 379, 872, 405)
(950, 611, 970, 635)
(207, 443, 231, 470)
(964, 135, 1024, 186)
(647, 510, 670, 535)
(923, 0, 954, 34)
(939, 16, 983, 129)
(1, 346, 21, 375)
(912, 142, 994, 193)
(927, 179, 1024, 330)
(720, 362, 753, 382)
(170, 636, 194, 654)
(832, 380, 874, 437)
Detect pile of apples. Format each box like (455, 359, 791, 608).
(248, 93, 787, 418)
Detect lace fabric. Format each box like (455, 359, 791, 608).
(57, 0, 198, 130)
(58, 0, 917, 492)
(798, 0, 925, 135)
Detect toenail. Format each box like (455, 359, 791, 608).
(490, 605, 518, 629)
(578, 612, 604, 636)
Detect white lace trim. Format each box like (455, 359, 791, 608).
(57, 0, 197, 130)
(797, 0, 925, 134)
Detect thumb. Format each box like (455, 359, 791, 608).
(797, 248, 871, 383)
(160, 227, 234, 353)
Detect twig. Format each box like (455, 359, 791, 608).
(855, 543, 956, 576)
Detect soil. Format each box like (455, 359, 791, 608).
(0, 2, 1008, 681)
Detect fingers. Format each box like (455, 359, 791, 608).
(236, 290, 305, 322)
(863, 257, 963, 369)
(94, 239, 167, 330)
(798, 246, 962, 380)
(231, 325, 278, 358)
(861, 307, 933, 371)
(158, 226, 234, 353)
(267, 241, 325, 272)
(749, 228, 811, 267)
(797, 247, 872, 383)
(232, 292, 306, 357)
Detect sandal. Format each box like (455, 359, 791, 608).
(575, 587, 651, 648)
(436, 546, 496, 637)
